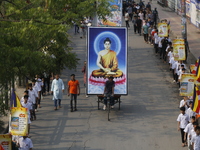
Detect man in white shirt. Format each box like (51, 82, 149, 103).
(191, 126, 200, 150)
(179, 96, 190, 110)
(35, 75, 43, 108)
(18, 136, 33, 150)
(51, 74, 65, 110)
(184, 116, 196, 150)
(28, 83, 38, 120)
(170, 57, 177, 82)
(186, 101, 196, 121)
(154, 29, 159, 55)
(21, 95, 32, 134)
(20, 91, 32, 105)
(158, 36, 164, 58)
(177, 106, 190, 147)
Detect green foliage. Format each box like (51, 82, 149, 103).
(0, 0, 110, 115)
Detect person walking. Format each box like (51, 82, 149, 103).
(177, 106, 190, 147)
(136, 16, 142, 35)
(18, 136, 33, 150)
(82, 61, 88, 98)
(51, 74, 65, 110)
(68, 74, 80, 112)
(132, 16, 137, 34)
(153, 7, 158, 25)
(124, 11, 130, 28)
(103, 76, 115, 110)
(142, 21, 149, 43)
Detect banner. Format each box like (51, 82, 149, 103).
(97, 0, 122, 27)
(173, 44, 186, 61)
(190, 64, 197, 74)
(180, 74, 196, 96)
(9, 107, 28, 136)
(0, 134, 12, 150)
(87, 27, 127, 95)
(157, 23, 168, 37)
(172, 39, 184, 45)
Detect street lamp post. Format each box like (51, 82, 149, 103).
(181, 0, 188, 62)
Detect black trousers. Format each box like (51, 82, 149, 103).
(172, 69, 176, 80)
(137, 26, 141, 35)
(70, 94, 77, 109)
(143, 34, 148, 42)
(125, 21, 130, 28)
(154, 44, 158, 53)
(180, 128, 186, 143)
(133, 25, 137, 33)
(175, 73, 178, 82)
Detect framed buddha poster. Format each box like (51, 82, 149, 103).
(87, 27, 128, 95)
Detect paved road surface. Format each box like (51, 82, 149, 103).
(30, 27, 184, 150)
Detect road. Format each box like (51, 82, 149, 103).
(30, 26, 184, 150)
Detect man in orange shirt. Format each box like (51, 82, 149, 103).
(68, 74, 80, 112)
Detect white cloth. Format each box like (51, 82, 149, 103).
(179, 99, 190, 110)
(168, 52, 173, 63)
(51, 78, 64, 100)
(165, 45, 170, 52)
(171, 60, 177, 69)
(178, 70, 183, 79)
(191, 135, 200, 150)
(191, 129, 197, 144)
(28, 89, 38, 104)
(184, 123, 194, 139)
(18, 137, 33, 150)
(154, 33, 159, 44)
(138, 13, 144, 20)
(33, 85, 39, 92)
(158, 37, 164, 48)
(125, 13, 129, 21)
(20, 97, 32, 105)
(175, 62, 180, 74)
(21, 102, 32, 124)
(186, 108, 196, 120)
(35, 78, 43, 91)
(177, 113, 189, 129)
(12, 135, 21, 144)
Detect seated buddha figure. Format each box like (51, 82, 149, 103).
(92, 37, 123, 78)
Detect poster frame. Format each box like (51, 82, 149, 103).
(86, 27, 128, 95)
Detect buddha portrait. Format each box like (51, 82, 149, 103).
(91, 37, 123, 78)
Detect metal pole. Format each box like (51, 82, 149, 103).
(181, 0, 188, 62)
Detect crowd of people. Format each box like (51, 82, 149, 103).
(9, 1, 200, 149)
(72, 17, 92, 39)
(124, 1, 200, 149)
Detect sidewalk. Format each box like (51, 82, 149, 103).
(148, 0, 200, 63)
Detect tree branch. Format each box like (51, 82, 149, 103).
(0, 2, 33, 18)
(0, 18, 65, 25)
(3, 0, 18, 7)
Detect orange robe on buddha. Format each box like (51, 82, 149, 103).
(92, 50, 123, 78)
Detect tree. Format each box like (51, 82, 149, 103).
(0, 0, 111, 115)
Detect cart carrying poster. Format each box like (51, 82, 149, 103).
(157, 23, 168, 37)
(87, 27, 127, 95)
(0, 134, 11, 150)
(9, 107, 28, 136)
(97, 0, 122, 27)
(180, 74, 196, 96)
